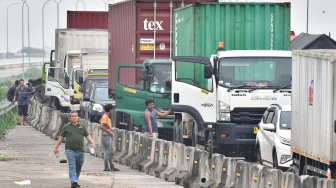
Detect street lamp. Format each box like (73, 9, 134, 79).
(306, 0, 309, 33)
(76, 0, 86, 11)
(42, 0, 55, 63)
(21, 0, 30, 78)
(7, 2, 20, 58)
(102, 0, 113, 11)
(55, 0, 63, 29)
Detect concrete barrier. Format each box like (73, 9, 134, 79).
(163, 143, 185, 182)
(249, 164, 271, 188)
(175, 146, 196, 186)
(316, 178, 336, 188)
(138, 137, 155, 172)
(216, 157, 236, 187)
(31, 103, 43, 127)
(44, 110, 62, 136)
(281, 172, 300, 188)
(130, 133, 148, 170)
(233, 160, 252, 188)
(300, 175, 318, 187)
(36, 106, 51, 131)
(183, 149, 210, 188)
(126, 132, 141, 166)
(90, 122, 104, 158)
(26, 101, 36, 123)
(146, 139, 164, 176)
(113, 129, 126, 162)
(119, 131, 135, 165)
(201, 154, 225, 188)
(154, 141, 173, 179)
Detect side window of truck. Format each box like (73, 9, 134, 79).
(175, 61, 213, 91)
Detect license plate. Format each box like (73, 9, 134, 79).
(254, 127, 259, 134)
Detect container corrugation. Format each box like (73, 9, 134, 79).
(174, 2, 291, 58)
(67, 11, 108, 29)
(291, 49, 336, 163)
(108, 0, 216, 93)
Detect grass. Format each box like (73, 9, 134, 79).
(0, 107, 19, 140)
(0, 157, 14, 161)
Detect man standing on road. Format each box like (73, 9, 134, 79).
(99, 104, 120, 172)
(144, 99, 171, 138)
(54, 111, 96, 188)
(7, 80, 19, 102)
(13, 79, 31, 126)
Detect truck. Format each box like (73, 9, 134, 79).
(46, 49, 108, 112)
(42, 28, 108, 85)
(109, 0, 215, 140)
(291, 49, 336, 178)
(67, 11, 108, 29)
(171, 2, 292, 159)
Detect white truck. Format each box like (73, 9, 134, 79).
(171, 50, 292, 159)
(46, 49, 108, 112)
(291, 49, 336, 178)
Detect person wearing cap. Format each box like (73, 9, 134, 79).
(54, 111, 95, 188)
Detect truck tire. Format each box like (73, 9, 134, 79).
(173, 119, 181, 143)
(191, 121, 198, 147)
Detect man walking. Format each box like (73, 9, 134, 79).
(13, 79, 31, 126)
(99, 104, 120, 172)
(54, 111, 96, 188)
(144, 99, 171, 138)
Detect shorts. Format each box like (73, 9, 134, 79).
(18, 105, 29, 116)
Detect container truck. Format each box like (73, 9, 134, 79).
(171, 2, 292, 159)
(291, 49, 336, 178)
(109, 0, 215, 140)
(67, 11, 108, 29)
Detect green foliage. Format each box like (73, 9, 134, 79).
(0, 157, 14, 161)
(0, 107, 18, 140)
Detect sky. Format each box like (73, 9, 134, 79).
(0, 0, 335, 53)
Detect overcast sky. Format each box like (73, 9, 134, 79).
(0, 0, 334, 53)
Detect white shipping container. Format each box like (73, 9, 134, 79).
(55, 29, 108, 68)
(291, 49, 336, 164)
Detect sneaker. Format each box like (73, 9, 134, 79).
(103, 168, 110, 171)
(111, 167, 120, 171)
(71, 182, 80, 188)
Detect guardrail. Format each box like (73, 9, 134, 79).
(0, 100, 16, 117)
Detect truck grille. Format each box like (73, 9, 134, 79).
(231, 107, 267, 124)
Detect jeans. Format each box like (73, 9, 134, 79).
(65, 149, 85, 184)
(102, 133, 114, 169)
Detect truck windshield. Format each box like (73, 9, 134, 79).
(93, 87, 111, 101)
(149, 64, 172, 94)
(83, 79, 107, 97)
(280, 111, 291, 129)
(218, 57, 291, 89)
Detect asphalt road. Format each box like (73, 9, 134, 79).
(0, 126, 181, 188)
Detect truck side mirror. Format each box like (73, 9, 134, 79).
(79, 87, 83, 92)
(261, 123, 276, 131)
(83, 97, 90, 102)
(204, 64, 212, 79)
(141, 69, 147, 81)
(79, 77, 83, 84)
(65, 75, 69, 84)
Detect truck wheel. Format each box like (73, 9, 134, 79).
(191, 121, 198, 147)
(173, 119, 181, 143)
(273, 151, 279, 169)
(125, 115, 134, 131)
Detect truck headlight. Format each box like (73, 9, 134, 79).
(280, 155, 292, 164)
(157, 121, 164, 127)
(92, 104, 104, 112)
(280, 137, 291, 146)
(219, 101, 230, 121)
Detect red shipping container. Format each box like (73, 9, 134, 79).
(108, 0, 216, 94)
(67, 11, 108, 29)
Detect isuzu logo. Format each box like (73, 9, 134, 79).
(251, 95, 277, 100)
(201, 103, 213, 107)
(143, 18, 164, 31)
(231, 94, 246, 96)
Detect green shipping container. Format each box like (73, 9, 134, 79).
(174, 2, 291, 57)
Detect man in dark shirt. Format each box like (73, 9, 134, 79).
(7, 80, 19, 102)
(13, 79, 31, 126)
(54, 111, 95, 188)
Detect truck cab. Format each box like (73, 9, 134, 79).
(172, 49, 292, 159)
(115, 59, 174, 141)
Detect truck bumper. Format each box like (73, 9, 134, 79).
(215, 122, 257, 145)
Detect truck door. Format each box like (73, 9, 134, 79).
(172, 57, 217, 125)
(45, 67, 69, 97)
(115, 65, 147, 125)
